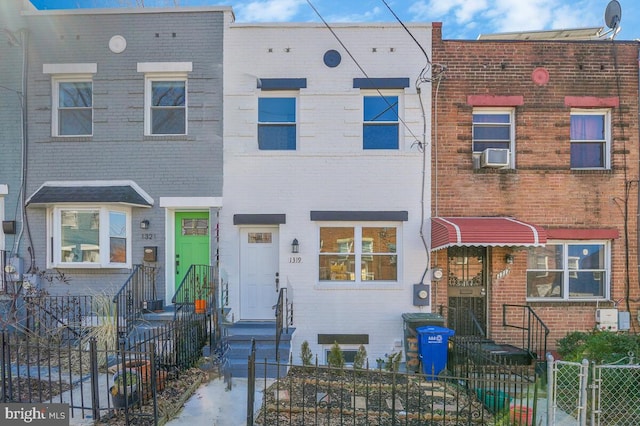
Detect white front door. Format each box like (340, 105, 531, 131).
(240, 227, 279, 320)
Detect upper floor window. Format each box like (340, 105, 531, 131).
(49, 205, 131, 268)
(472, 108, 514, 168)
(146, 77, 187, 135)
(138, 62, 192, 136)
(258, 97, 296, 150)
(53, 79, 93, 136)
(526, 242, 609, 300)
(319, 225, 398, 283)
(44, 63, 97, 137)
(570, 110, 610, 169)
(363, 95, 399, 149)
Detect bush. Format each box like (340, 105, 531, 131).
(300, 340, 313, 366)
(327, 341, 344, 369)
(557, 330, 640, 363)
(353, 344, 367, 370)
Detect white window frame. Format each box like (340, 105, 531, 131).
(570, 109, 611, 170)
(526, 240, 610, 301)
(48, 205, 132, 269)
(317, 222, 401, 288)
(51, 75, 94, 137)
(257, 91, 299, 150)
(472, 107, 515, 168)
(143, 74, 188, 136)
(362, 90, 403, 150)
(323, 344, 364, 366)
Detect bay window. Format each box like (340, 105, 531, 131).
(50, 206, 131, 268)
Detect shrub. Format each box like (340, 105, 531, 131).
(384, 351, 402, 372)
(557, 330, 640, 363)
(300, 340, 313, 366)
(327, 341, 344, 369)
(353, 344, 367, 370)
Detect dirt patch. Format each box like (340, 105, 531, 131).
(96, 366, 214, 426)
(255, 366, 494, 425)
(4, 377, 72, 402)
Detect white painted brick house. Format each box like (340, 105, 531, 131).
(221, 21, 436, 365)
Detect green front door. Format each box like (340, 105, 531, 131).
(175, 212, 210, 290)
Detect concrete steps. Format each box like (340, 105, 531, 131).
(221, 321, 294, 378)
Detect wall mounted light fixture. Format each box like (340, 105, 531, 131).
(140, 219, 150, 230)
(291, 238, 299, 253)
(505, 254, 514, 264)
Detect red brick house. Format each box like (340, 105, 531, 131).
(430, 23, 639, 353)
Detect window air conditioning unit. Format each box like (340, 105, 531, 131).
(480, 148, 510, 168)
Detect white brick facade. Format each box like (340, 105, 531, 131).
(222, 22, 435, 364)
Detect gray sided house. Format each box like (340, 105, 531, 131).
(15, 5, 230, 302)
(0, 1, 30, 290)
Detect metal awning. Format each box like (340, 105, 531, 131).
(431, 217, 547, 250)
(26, 180, 153, 208)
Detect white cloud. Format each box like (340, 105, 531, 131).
(324, 7, 383, 23)
(234, 0, 306, 22)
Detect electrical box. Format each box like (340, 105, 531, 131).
(4, 255, 23, 282)
(618, 311, 631, 331)
(413, 284, 430, 306)
(595, 308, 618, 331)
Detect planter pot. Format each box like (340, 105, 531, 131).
(195, 299, 207, 314)
(510, 405, 534, 425)
(110, 386, 139, 409)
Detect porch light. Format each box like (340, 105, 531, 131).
(291, 238, 299, 253)
(140, 219, 150, 230)
(505, 254, 514, 264)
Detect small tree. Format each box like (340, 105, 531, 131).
(300, 340, 313, 366)
(353, 344, 367, 370)
(327, 341, 344, 369)
(384, 351, 402, 372)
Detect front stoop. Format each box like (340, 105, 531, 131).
(222, 321, 295, 378)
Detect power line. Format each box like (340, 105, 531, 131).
(305, 0, 423, 148)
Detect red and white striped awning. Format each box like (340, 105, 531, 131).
(431, 217, 547, 251)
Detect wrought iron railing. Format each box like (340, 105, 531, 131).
(502, 304, 549, 363)
(274, 287, 293, 362)
(439, 304, 486, 338)
(112, 264, 158, 337)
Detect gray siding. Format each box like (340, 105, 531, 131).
(0, 0, 28, 256)
(21, 9, 226, 295)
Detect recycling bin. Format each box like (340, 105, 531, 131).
(402, 313, 445, 373)
(416, 325, 455, 380)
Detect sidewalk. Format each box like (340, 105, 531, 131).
(166, 377, 273, 426)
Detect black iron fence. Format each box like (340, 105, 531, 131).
(113, 265, 159, 337)
(248, 337, 541, 425)
(502, 304, 549, 364)
(0, 329, 160, 425)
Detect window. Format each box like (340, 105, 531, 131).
(53, 78, 93, 136)
(570, 110, 610, 169)
(319, 226, 397, 283)
(50, 206, 131, 268)
(526, 242, 609, 300)
(472, 108, 514, 167)
(145, 77, 187, 135)
(363, 95, 399, 149)
(258, 97, 296, 150)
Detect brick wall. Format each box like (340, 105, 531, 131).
(432, 22, 640, 349)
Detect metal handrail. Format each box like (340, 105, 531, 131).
(439, 304, 486, 338)
(112, 264, 157, 337)
(502, 304, 549, 361)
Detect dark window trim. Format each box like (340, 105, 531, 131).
(233, 214, 286, 225)
(258, 78, 307, 90)
(353, 78, 410, 89)
(310, 211, 408, 221)
(318, 334, 369, 345)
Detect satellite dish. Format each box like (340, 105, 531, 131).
(604, 0, 622, 30)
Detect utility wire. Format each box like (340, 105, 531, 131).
(305, 0, 423, 149)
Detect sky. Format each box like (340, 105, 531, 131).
(29, 0, 640, 41)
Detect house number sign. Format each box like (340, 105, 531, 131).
(142, 233, 155, 240)
(289, 256, 302, 263)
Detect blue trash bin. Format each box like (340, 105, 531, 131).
(416, 325, 455, 380)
